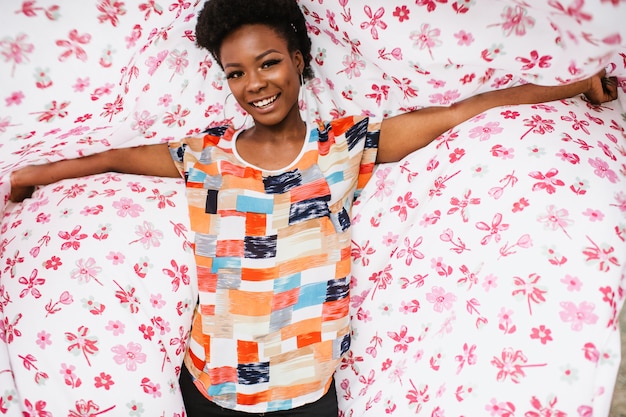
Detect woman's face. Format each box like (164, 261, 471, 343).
(219, 24, 304, 128)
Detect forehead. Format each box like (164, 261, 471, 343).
(219, 24, 289, 63)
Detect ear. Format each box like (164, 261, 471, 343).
(293, 50, 304, 74)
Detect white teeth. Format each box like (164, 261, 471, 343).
(252, 95, 277, 108)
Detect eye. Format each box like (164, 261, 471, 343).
(225, 70, 243, 80)
(261, 59, 281, 69)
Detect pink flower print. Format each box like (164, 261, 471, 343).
(560, 274, 582, 292)
(530, 325, 553, 345)
(520, 115, 555, 140)
(68, 400, 115, 416)
(6, 91, 25, 106)
(561, 111, 590, 135)
(145, 50, 168, 76)
(582, 208, 604, 222)
(454, 30, 474, 46)
(55, 29, 91, 62)
(18, 268, 45, 299)
(130, 220, 163, 249)
(516, 50, 552, 71)
(537, 205, 573, 238)
(429, 89, 461, 106)
(482, 274, 498, 291)
(469, 121, 503, 141)
(392, 5, 410, 22)
(105, 320, 125, 336)
(141, 378, 162, 398)
(476, 213, 509, 245)
(399, 300, 420, 314)
(94, 372, 115, 390)
(0, 33, 34, 76)
(113, 197, 144, 217)
(360, 6, 387, 40)
(65, 326, 99, 366)
(430, 257, 452, 277)
(22, 399, 52, 417)
(131, 110, 157, 136)
(447, 189, 481, 222)
(512, 273, 546, 315)
(112, 342, 147, 371)
(410, 23, 442, 59)
(491, 347, 545, 383)
(559, 301, 598, 331)
(71, 258, 103, 285)
(106, 251, 125, 265)
(529, 168, 565, 194)
(339, 53, 365, 79)
(499, 5, 536, 36)
(498, 307, 516, 334)
(158, 93, 173, 106)
(485, 398, 516, 417)
(44, 256, 63, 271)
(426, 286, 457, 312)
(612, 191, 626, 213)
(372, 166, 393, 200)
(167, 49, 189, 81)
(150, 293, 166, 309)
(35, 330, 52, 349)
(60, 363, 81, 388)
(163, 104, 190, 127)
(96, 0, 127, 26)
(588, 157, 618, 183)
(381, 232, 398, 247)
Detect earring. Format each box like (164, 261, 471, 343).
(223, 93, 250, 130)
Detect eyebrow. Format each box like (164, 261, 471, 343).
(223, 49, 282, 69)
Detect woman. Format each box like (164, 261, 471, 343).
(9, 0, 618, 415)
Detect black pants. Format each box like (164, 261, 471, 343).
(179, 365, 339, 416)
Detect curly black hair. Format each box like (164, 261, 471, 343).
(195, 0, 313, 81)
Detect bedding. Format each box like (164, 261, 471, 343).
(1, 0, 625, 416)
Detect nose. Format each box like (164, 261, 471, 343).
(246, 70, 266, 92)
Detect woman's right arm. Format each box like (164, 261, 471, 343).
(9, 143, 180, 202)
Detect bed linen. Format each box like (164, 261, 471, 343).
(0, 1, 625, 416)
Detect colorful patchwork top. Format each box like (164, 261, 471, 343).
(168, 115, 379, 412)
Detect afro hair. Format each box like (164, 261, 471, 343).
(195, 0, 314, 80)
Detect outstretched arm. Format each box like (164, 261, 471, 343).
(9, 143, 180, 202)
(376, 71, 618, 164)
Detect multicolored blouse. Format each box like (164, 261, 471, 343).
(168, 115, 380, 412)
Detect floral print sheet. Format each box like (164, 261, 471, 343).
(0, 1, 625, 416)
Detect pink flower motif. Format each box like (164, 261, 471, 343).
(428, 89, 461, 106)
(499, 5, 536, 36)
(111, 342, 147, 371)
(70, 257, 102, 285)
(454, 30, 474, 46)
(150, 294, 166, 309)
(393, 5, 410, 22)
(5, 91, 25, 106)
(587, 157, 618, 183)
(167, 49, 189, 81)
(425, 286, 457, 312)
(582, 208, 604, 222)
(560, 274, 582, 291)
(482, 274, 498, 291)
(158, 93, 173, 106)
(381, 231, 398, 247)
(36, 330, 52, 349)
(340, 53, 366, 79)
(469, 121, 503, 141)
(0, 33, 35, 76)
(106, 251, 125, 265)
(113, 197, 144, 218)
(559, 301, 598, 331)
(145, 50, 168, 76)
(537, 205, 572, 238)
(530, 325, 553, 345)
(94, 372, 115, 390)
(131, 221, 163, 249)
(410, 23, 442, 59)
(105, 320, 125, 336)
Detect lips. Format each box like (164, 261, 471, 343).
(251, 94, 278, 108)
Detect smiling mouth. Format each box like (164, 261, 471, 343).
(252, 94, 278, 108)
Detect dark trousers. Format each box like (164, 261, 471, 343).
(179, 365, 339, 416)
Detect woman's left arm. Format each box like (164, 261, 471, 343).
(376, 71, 618, 164)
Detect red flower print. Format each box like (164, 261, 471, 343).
(392, 6, 410, 22)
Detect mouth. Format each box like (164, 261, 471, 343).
(251, 94, 279, 108)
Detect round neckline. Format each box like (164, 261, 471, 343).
(231, 124, 310, 173)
